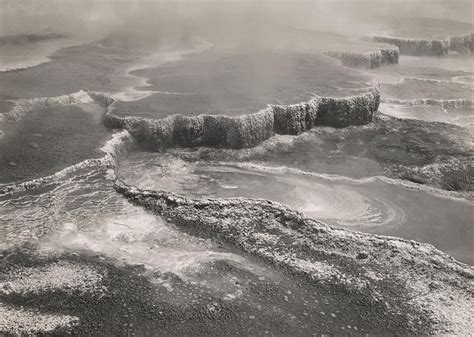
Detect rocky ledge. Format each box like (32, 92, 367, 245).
(114, 178, 474, 335)
(104, 88, 380, 150)
(373, 32, 474, 56)
(325, 47, 399, 69)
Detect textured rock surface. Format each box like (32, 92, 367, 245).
(373, 36, 450, 56)
(374, 32, 474, 56)
(449, 33, 474, 53)
(105, 88, 380, 149)
(326, 48, 399, 69)
(114, 178, 474, 335)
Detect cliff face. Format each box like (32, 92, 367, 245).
(328, 31, 472, 64)
(104, 108, 275, 150)
(449, 33, 474, 53)
(326, 48, 399, 69)
(373, 36, 450, 56)
(316, 91, 380, 127)
(105, 88, 380, 150)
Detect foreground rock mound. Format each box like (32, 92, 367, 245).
(115, 179, 474, 335)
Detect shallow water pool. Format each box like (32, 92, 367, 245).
(119, 152, 474, 264)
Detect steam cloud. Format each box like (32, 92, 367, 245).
(1, 0, 472, 49)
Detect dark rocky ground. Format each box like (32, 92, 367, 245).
(0, 246, 433, 336)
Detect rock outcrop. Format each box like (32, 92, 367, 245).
(394, 158, 474, 192)
(449, 33, 474, 53)
(373, 32, 474, 56)
(105, 88, 380, 150)
(328, 31, 473, 62)
(326, 48, 399, 69)
(104, 110, 274, 149)
(373, 36, 450, 56)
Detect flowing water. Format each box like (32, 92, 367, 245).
(118, 152, 474, 264)
(0, 164, 249, 276)
(0, 13, 473, 335)
(1, 40, 472, 266)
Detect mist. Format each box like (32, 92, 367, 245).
(1, 0, 472, 50)
(1, 0, 473, 335)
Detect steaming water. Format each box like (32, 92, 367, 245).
(0, 41, 251, 281)
(0, 27, 473, 288)
(0, 164, 248, 277)
(118, 152, 474, 265)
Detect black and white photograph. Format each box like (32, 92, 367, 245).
(0, 0, 472, 335)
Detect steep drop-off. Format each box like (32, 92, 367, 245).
(373, 36, 450, 56)
(373, 32, 474, 56)
(104, 88, 380, 149)
(326, 48, 399, 69)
